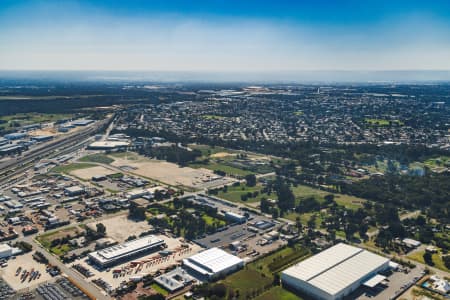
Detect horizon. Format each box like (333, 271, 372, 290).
(1, 1, 450, 74)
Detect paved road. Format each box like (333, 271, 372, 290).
(24, 237, 109, 300)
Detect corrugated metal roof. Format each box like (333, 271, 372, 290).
(282, 243, 361, 281)
(184, 247, 243, 274)
(282, 243, 390, 296)
(308, 249, 389, 295)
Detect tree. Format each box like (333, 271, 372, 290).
(423, 251, 434, 266)
(129, 201, 146, 220)
(275, 178, 295, 212)
(245, 174, 257, 187)
(96, 223, 106, 237)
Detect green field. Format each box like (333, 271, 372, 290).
(216, 183, 272, 203)
(407, 250, 450, 273)
(249, 246, 310, 276)
(255, 286, 302, 300)
(221, 268, 273, 298)
(215, 182, 365, 211)
(190, 161, 255, 176)
(150, 283, 169, 296)
(219, 245, 309, 299)
(50, 244, 72, 257)
(365, 118, 404, 126)
(0, 113, 73, 132)
(79, 153, 114, 164)
(51, 162, 96, 174)
(291, 185, 365, 210)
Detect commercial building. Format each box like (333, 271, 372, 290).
(4, 132, 27, 140)
(154, 267, 196, 292)
(224, 211, 247, 224)
(281, 243, 390, 300)
(88, 236, 166, 267)
(72, 119, 94, 126)
(183, 247, 244, 281)
(0, 244, 21, 259)
(64, 186, 85, 196)
(87, 141, 129, 150)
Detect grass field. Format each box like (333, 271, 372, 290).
(79, 153, 114, 164)
(216, 183, 273, 203)
(215, 182, 365, 211)
(219, 245, 309, 299)
(250, 246, 310, 276)
(221, 268, 273, 298)
(407, 250, 450, 273)
(365, 118, 404, 126)
(150, 283, 169, 296)
(190, 161, 255, 176)
(0, 113, 73, 131)
(291, 184, 365, 210)
(51, 162, 96, 174)
(255, 286, 302, 300)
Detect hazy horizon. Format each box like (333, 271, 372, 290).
(1, 1, 450, 73)
(2, 70, 450, 83)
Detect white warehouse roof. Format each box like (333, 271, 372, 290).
(89, 235, 165, 266)
(282, 243, 390, 299)
(183, 247, 243, 276)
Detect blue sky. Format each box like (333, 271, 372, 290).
(0, 0, 450, 71)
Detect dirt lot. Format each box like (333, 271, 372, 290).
(0, 252, 53, 291)
(70, 166, 117, 180)
(71, 235, 202, 290)
(111, 156, 233, 189)
(86, 214, 153, 243)
(210, 152, 235, 158)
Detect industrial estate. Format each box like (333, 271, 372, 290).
(0, 81, 448, 300)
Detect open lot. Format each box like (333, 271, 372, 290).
(70, 166, 117, 180)
(111, 154, 234, 189)
(0, 252, 53, 291)
(86, 214, 152, 243)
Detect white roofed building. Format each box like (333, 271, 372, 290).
(281, 243, 390, 300)
(88, 235, 166, 267)
(183, 247, 244, 281)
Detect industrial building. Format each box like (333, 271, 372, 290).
(281, 243, 391, 300)
(87, 141, 129, 150)
(88, 236, 166, 267)
(224, 211, 247, 224)
(183, 247, 244, 281)
(0, 244, 21, 259)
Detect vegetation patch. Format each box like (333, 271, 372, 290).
(51, 162, 96, 174)
(79, 153, 114, 164)
(254, 286, 302, 300)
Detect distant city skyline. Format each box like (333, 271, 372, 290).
(1, 0, 450, 73)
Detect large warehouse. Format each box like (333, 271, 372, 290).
(183, 247, 244, 281)
(88, 236, 166, 267)
(281, 243, 390, 300)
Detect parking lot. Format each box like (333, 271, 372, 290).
(0, 252, 53, 291)
(353, 265, 425, 300)
(12, 276, 90, 300)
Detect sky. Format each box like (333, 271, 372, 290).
(1, 0, 450, 72)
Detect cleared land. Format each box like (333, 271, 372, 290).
(86, 214, 152, 243)
(70, 165, 117, 180)
(111, 154, 233, 189)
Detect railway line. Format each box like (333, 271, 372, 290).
(0, 117, 111, 188)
